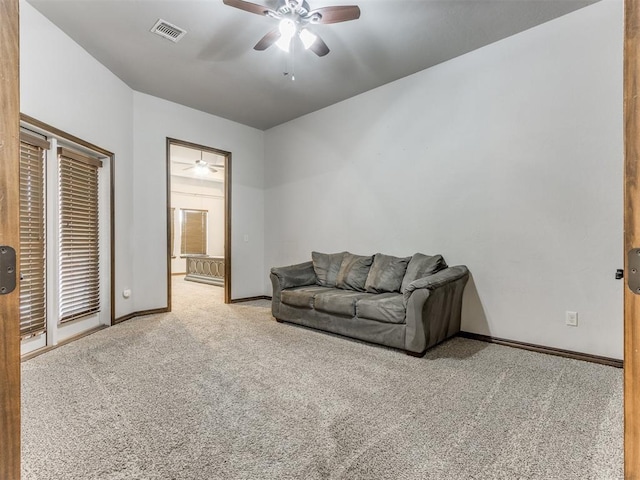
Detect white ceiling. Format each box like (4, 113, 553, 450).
(27, 0, 599, 130)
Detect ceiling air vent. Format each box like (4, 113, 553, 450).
(150, 19, 187, 43)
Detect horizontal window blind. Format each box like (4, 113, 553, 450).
(170, 207, 175, 257)
(181, 209, 207, 255)
(19, 132, 49, 339)
(58, 147, 103, 323)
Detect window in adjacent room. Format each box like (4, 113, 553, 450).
(170, 207, 176, 258)
(180, 209, 207, 256)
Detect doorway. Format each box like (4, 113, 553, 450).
(166, 139, 231, 306)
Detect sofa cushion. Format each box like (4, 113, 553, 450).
(314, 290, 371, 316)
(281, 286, 333, 309)
(336, 253, 373, 291)
(312, 251, 347, 287)
(356, 293, 406, 324)
(401, 253, 448, 293)
(364, 253, 411, 293)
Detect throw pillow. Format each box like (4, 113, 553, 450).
(364, 253, 411, 293)
(336, 253, 374, 292)
(312, 251, 347, 287)
(400, 253, 447, 293)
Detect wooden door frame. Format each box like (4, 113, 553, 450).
(166, 138, 232, 305)
(626, 0, 640, 477)
(0, 0, 21, 478)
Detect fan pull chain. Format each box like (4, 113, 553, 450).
(283, 38, 296, 81)
(291, 47, 295, 81)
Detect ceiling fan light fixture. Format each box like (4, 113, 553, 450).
(193, 158, 217, 175)
(225, 0, 361, 59)
(299, 28, 317, 50)
(195, 159, 209, 175)
(276, 18, 297, 52)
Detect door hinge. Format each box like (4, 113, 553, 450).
(0, 246, 16, 295)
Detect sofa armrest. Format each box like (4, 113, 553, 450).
(403, 265, 469, 303)
(271, 261, 317, 290)
(270, 261, 317, 318)
(404, 265, 469, 354)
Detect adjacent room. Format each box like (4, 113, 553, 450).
(168, 142, 228, 295)
(10, 0, 626, 478)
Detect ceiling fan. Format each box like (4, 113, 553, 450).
(178, 153, 225, 175)
(183, 159, 219, 174)
(222, 0, 361, 57)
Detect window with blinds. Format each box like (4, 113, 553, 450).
(170, 207, 175, 258)
(19, 132, 49, 339)
(180, 209, 207, 255)
(58, 147, 103, 323)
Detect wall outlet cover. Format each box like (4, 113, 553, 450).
(566, 311, 578, 326)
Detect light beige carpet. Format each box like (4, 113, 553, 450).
(21, 277, 623, 479)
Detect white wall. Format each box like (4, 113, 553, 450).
(21, 1, 266, 318)
(20, 1, 136, 319)
(171, 176, 225, 273)
(133, 92, 265, 308)
(264, 0, 623, 358)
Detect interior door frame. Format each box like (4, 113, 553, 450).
(166, 138, 232, 305)
(625, 0, 640, 476)
(0, 0, 21, 478)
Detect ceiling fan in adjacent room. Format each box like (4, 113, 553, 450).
(183, 159, 219, 175)
(178, 153, 225, 175)
(222, 0, 360, 57)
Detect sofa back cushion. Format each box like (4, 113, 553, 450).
(336, 253, 373, 291)
(364, 253, 411, 293)
(312, 251, 347, 287)
(401, 253, 447, 293)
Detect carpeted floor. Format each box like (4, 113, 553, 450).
(21, 277, 623, 479)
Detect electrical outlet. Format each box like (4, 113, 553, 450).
(566, 311, 578, 327)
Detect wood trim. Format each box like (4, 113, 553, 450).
(166, 138, 232, 308)
(0, 1, 21, 478)
(20, 325, 108, 362)
(166, 138, 172, 312)
(625, 0, 640, 475)
(225, 153, 232, 305)
(459, 332, 623, 368)
(113, 307, 169, 325)
(114, 308, 169, 324)
(111, 153, 116, 327)
(20, 114, 112, 157)
(230, 295, 271, 304)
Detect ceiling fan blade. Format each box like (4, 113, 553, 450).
(254, 28, 281, 51)
(309, 34, 330, 57)
(308, 5, 360, 24)
(222, 0, 272, 16)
